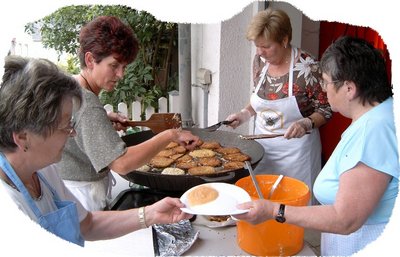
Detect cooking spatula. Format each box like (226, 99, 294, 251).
(123, 113, 182, 134)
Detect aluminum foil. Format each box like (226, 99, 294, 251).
(153, 220, 199, 256)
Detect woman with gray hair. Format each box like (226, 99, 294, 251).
(233, 36, 399, 256)
(0, 56, 192, 246)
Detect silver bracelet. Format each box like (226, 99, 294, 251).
(138, 206, 148, 229)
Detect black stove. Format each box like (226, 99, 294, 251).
(109, 187, 184, 211)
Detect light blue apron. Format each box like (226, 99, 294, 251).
(0, 153, 85, 246)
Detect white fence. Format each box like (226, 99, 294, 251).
(103, 91, 180, 121)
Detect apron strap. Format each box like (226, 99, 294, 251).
(288, 47, 297, 96)
(107, 171, 116, 200)
(255, 47, 296, 96)
(36, 172, 60, 201)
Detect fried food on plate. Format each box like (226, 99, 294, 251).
(206, 215, 231, 222)
(187, 185, 219, 207)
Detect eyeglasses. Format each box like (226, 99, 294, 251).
(57, 117, 76, 136)
(320, 80, 340, 90)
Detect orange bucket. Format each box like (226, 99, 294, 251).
(235, 175, 310, 256)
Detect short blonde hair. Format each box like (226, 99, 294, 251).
(246, 8, 292, 44)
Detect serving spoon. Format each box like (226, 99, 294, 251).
(267, 175, 284, 199)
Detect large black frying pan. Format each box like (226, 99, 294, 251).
(121, 128, 264, 192)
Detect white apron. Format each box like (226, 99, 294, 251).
(250, 48, 321, 203)
(63, 172, 115, 211)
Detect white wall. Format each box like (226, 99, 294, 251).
(217, 3, 254, 135)
(191, 23, 221, 128)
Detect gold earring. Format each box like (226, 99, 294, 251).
(24, 146, 28, 152)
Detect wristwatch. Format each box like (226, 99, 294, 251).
(275, 204, 286, 223)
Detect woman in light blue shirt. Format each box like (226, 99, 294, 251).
(234, 36, 399, 256)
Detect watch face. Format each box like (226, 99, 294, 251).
(276, 216, 286, 223)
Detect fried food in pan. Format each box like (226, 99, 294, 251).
(188, 166, 216, 175)
(224, 152, 251, 162)
(161, 167, 185, 175)
(176, 154, 193, 163)
(198, 157, 222, 167)
(200, 140, 221, 150)
(170, 153, 184, 161)
(165, 141, 179, 149)
(195, 139, 204, 147)
(176, 160, 198, 170)
(149, 156, 175, 168)
(223, 161, 245, 170)
(172, 145, 187, 154)
(215, 147, 241, 155)
(189, 149, 216, 158)
(156, 149, 176, 158)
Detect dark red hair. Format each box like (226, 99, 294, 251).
(78, 16, 139, 67)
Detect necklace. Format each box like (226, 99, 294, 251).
(0, 169, 42, 201)
(80, 73, 96, 94)
(28, 172, 42, 200)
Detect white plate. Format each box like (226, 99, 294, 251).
(180, 182, 251, 215)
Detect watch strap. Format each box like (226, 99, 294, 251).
(275, 204, 286, 223)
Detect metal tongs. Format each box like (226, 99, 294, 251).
(203, 120, 234, 132)
(239, 132, 310, 140)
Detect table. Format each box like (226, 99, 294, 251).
(94, 173, 317, 256)
(85, 223, 316, 256)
